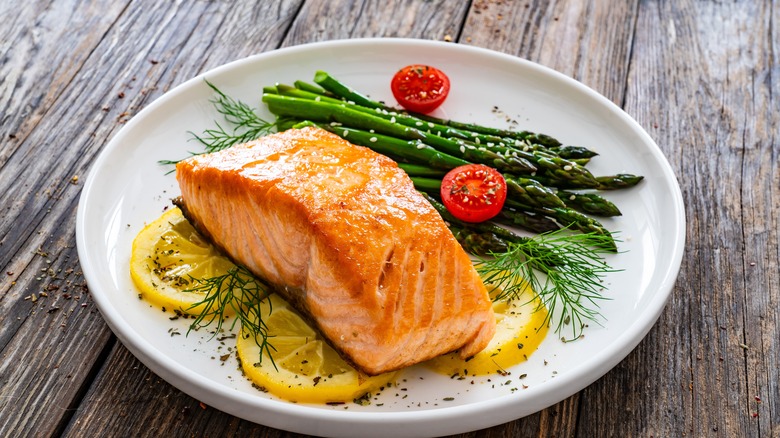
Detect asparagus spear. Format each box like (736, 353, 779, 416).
(549, 145, 599, 159)
(264, 94, 537, 174)
(293, 80, 334, 97)
(596, 174, 645, 190)
(505, 176, 567, 209)
(449, 224, 509, 255)
(313, 70, 385, 109)
(309, 123, 471, 170)
(495, 208, 561, 234)
(312, 70, 564, 148)
(558, 190, 622, 217)
(528, 172, 643, 190)
(533, 206, 616, 251)
(397, 163, 446, 178)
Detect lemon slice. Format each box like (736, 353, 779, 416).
(130, 207, 238, 314)
(236, 294, 398, 404)
(425, 280, 549, 376)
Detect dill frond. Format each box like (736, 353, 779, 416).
(185, 265, 277, 368)
(160, 80, 277, 166)
(476, 230, 620, 339)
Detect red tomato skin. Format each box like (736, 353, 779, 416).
(391, 65, 450, 114)
(440, 164, 507, 223)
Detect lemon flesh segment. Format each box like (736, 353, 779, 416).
(425, 282, 549, 376)
(130, 207, 237, 315)
(236, 294, 398, 404)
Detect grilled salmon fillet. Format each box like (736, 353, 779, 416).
(175, 126, 495, 375)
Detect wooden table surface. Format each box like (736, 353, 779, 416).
(2, 1, 778, 436)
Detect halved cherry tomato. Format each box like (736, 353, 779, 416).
(440, 164, 507, 223)
(390, 65, 450, 113)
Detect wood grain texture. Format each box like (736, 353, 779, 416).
(461, 0, 638, 105)
(579, 0, 780, 436)
(282, 0, 469, 45)
(1, 0, 778, 437)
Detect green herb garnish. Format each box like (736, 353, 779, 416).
(160, 80, 276, 166)
(476, 231, 619, 339)
(185, 265, 277, 367)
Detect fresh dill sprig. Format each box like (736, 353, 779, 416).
(475, 230, 620, 340)
(185, 265, 277, 367)
(160, 79, 276, 166)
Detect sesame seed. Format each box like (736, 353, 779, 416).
(428, 122, 434, 128)
(569, 195, 576, 200)
(370, 137, 378, 142)
(315, 96, 321, 101)
(475, 138, 481, 144)
(460, 145, 465, 153)
(370, 129, 375, 133)
(416, 143, 426, 149)
(390, 117, 396, 123)
(343, 130, 349, 137)
(564, 165, 573, 171)
(416, 121, 423, 126)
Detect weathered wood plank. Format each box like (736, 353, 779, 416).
(282, 0, 469, 45)
(67, 344, 297, 437)
(575, 0, 780, 436)
(461, 0, 639, 105)
(0, 0, 130, 165)
(0, 0, 298, 436)
(0, 2, 132, 435)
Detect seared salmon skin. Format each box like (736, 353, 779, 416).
(175, 126, 495, 375)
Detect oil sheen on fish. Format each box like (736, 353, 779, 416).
(175, 126, 495, 375)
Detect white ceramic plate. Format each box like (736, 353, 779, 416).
(76, 38, 685, 437)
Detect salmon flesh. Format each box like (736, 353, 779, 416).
(175, 126, 495, 375)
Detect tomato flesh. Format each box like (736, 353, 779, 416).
(391, 65, 450, 113)
(440, 164, 507, 223)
